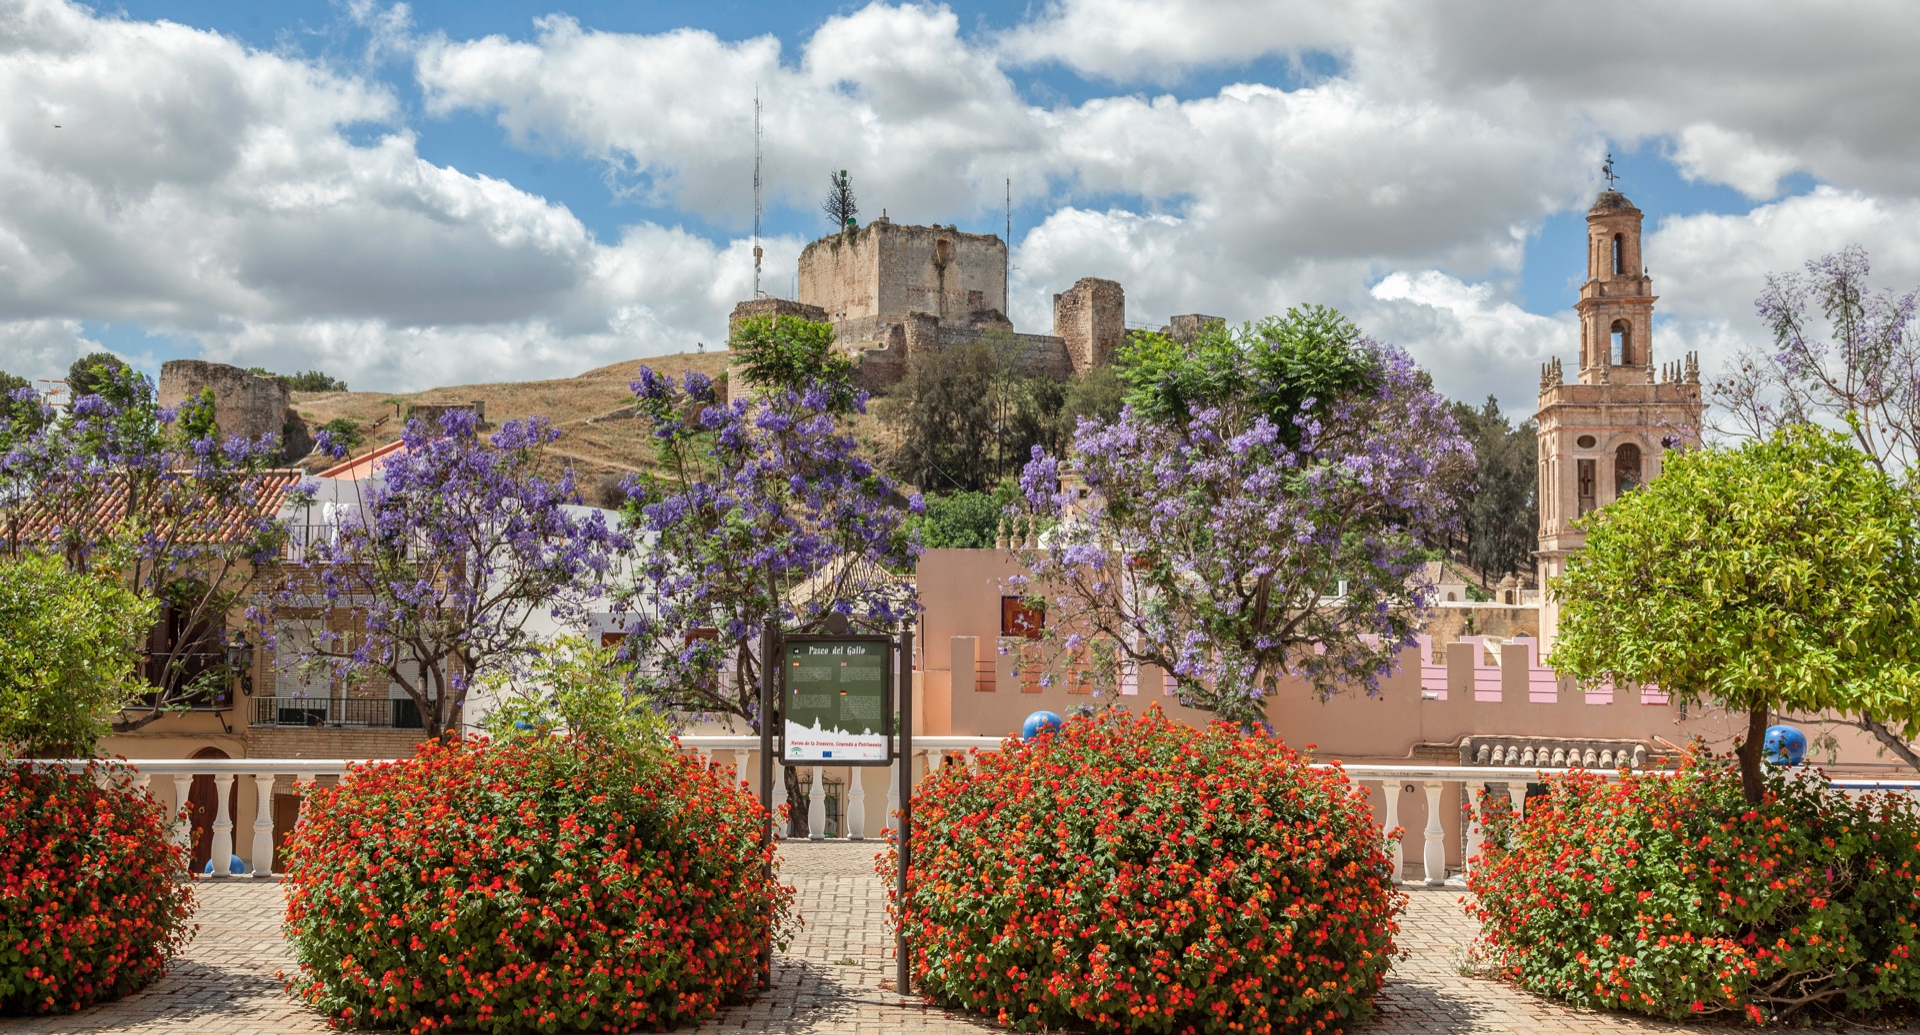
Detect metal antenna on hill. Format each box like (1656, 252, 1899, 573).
(1004, 177, 1015, 310)
(752, 87, 765, 298)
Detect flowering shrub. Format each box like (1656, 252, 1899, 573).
(885, 708, 1401, 1034)
(1469, 755, 1920, 1023)
(0, 762, 195, 1014)
(283, 737, 793, 1033)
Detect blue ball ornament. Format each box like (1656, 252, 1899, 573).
(202, 853, 246, 876)
(1022, 710, 1064, 739)
(1763, 724, 1808, 766)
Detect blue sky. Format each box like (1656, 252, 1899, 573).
(4, 0, 1917, 415)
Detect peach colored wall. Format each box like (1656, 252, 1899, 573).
(915, 549, 1895, 770)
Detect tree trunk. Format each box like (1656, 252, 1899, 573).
(1734, 705, 1769, 805)
(1854, 712, 1920, 772)
(784, 764, 808, 838)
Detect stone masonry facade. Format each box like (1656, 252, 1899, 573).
(731, 219, 1132, 392)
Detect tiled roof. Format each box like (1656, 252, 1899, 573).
(1, 470, 305, 546)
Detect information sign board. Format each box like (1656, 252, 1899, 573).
(780, 635, 892, 764)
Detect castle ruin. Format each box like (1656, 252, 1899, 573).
(730, 218, 1135, 390)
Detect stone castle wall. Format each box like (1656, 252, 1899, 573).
(157, 359, 312, 459)
(741, 220, 1133, 392)
(798, 220, 1007, 331)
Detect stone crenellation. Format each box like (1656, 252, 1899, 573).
(732, 218, 1138, 391)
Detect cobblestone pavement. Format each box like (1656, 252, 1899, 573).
(5, 841, 1917, 1033)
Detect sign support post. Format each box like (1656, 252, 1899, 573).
(896, 627, 913, 995)
(756, 619, 776, 990)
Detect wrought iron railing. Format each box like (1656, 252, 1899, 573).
(251, 696, 423, 730)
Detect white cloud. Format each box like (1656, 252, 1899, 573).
(0, 0, 768, 390)
(5, 0, 1920, 416)
(997, 0, 1355, 83)
(0, 318, 101, 383)
(1670, 124, 1801, 200)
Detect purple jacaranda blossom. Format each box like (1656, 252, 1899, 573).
(0, 368, 294, 733)
(611, 368, 917, 734)
(257, 408, 627, 740)
(1005, 327, 1471, 724)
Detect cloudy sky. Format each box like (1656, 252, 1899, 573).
(2, 0, 1917, 415)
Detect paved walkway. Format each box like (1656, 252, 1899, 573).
(4, 841, 1916, 1033)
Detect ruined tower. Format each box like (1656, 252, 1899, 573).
(795, 218, 1009, 344)
(1535, 188, 1703, 645)
(1051, 277, 1125, 374)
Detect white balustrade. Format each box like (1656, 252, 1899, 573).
(18, 751, 1918, 887)
(846, 766, 866, 840)
(807, 766, 827, 841)
(208, 774, 236, 879)
(251, 774, 276, 879)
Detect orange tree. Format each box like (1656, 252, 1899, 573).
(1551, 426, 1920, 802)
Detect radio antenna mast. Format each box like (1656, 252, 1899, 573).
(1004, 177, 1012, 311)
(753, 87, 764, 298)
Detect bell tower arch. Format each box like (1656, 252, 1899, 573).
(1536, 183, 1704, 646)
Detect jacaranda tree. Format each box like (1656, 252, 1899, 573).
(1007, 306, 1472, 723)
(614, 368, 917, 733)
(261, 411, 624, 740)
(0, 366, 292, 732)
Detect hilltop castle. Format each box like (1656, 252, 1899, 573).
(729, 218, 1215, 390)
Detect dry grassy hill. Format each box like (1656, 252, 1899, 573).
(290, 351, 901, 500)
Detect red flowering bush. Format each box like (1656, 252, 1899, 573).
(282, 736, 793, 1033)
(1469, 755, 1920, 1023)
(0, 762, 195, 1015)
(885, 707, 1401, 1034)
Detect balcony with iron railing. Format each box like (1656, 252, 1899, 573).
(251, 695, 423, 730)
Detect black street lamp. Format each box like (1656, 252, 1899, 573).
(226, 631, 255, 697)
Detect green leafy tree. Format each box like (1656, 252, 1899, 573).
(1115, 306, 1379, 438)
(66, 351, 134, 405)
(479, 636, 667, 754)
(884, 335, 1088, 492)
(905, 482, 1021, 549)
(727, 314, 855, 412)
(284, 370, 348, 392)
(319, 417, 363, 450)
(1443, 396, 1538, 580)
(1551, 427, 1920, 803)
(0, 553, 154, 756)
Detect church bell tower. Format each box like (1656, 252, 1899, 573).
(1536, 180, 1704, 646)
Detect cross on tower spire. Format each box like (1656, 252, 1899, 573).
(1602, 152, 1616, 189)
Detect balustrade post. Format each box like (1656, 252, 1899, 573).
(733, 750, 751, 786)
(209, 774, 235, 879)
(1381, 781, 1403, 884)
(250, 774, 276, 878)
(925, 748, 943, 774)
(847, 766, 866, 840)
(169, 774, 193, 865)
(808, 766, 827, 841)
(1463, 779, 1487, 880)
(1506, 781, 1527, 820)
(1421, 780, 1446, 886)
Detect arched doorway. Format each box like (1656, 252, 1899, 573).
(186, 746, 237, 875)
